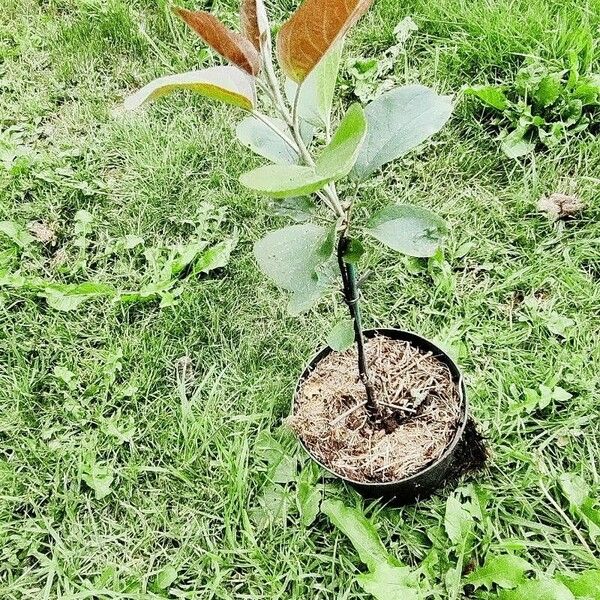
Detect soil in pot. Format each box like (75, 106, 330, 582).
(288, 335, 462, 484)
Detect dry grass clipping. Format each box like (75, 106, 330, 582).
(289, 336, 462, 483)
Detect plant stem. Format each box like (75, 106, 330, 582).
(259, 40, 373, 411)
(337, 235, 377, 414)
(259, 54, 345, 218)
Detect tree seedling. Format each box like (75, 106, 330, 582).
(122, 0, 454, 420)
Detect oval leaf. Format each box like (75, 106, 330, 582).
(254, 224, 333, 314)
(352, 85, 453, 179)
(277, 0, 373, 83)
(326, 319, 355, 351)
(153, 566, 178, 591)
(316, 102, 367, 178)
(342, 238, 365, 264)
(284, 39, 344, 128)
(122, 66, 255, 111)
(501, 127, 535, 159)
(0, 221, 34, 248)
(241, 0, 270, 51)
(173, 7, 260, 75)
(236, 116, 299, 164)
(240, 164, 332, 198)
(366, 204, 447, 257)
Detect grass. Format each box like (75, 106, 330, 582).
(1, 0, 600, 597)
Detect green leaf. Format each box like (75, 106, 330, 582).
(253, 224, 333, 314)
(284, 39, 344, 128)
(316, 102, 367, 177)
(41, 282, 116, 311)
(465, 554, 533, 590)
(192, 237, 237, 275)
(321, 499, 391, 570)
(319, 223, 337, 260)
(559, 473, 600, 543)
(544, 312, 575, 337)
(296, 467, 322, 527)
(465, 85, 509, 111)
(0, 221, 34, 248)
(250, 483, 291, 530)
(501, 127, 535, 159)
(121, 66, 256, 112)
(153, 565, 178, 591)
(236, 115, 300, 164)
(286, 283, 330, 316)
(273, 455, 298, 484)
(326, 319, 355, 351)
(534, 74, 562, 107)
(170, 241, 210, 275)
(254, 430, 297, 483)
(53, 366, 77, 390)
(366, 204, 447, 257)
(240, 103, 366, 198)
(552, 386, 573, 402)
(572, 74, 600, 105)
(82, 460, 114, 500)
(239, 164, 334, 198)
(559, 570, 600, 599)
(444, 494, 474, 546)
(352, 85, 453, 179)
(271, 197, 316, 222)
(101, 412, 136, 445)
(343, 238, 365, 264)
(508, 387, 540, 415)
(322, 499, 423, 599)
(93, 566, 118, 588)
(559, 473, 592, 511)
(499, 578, 575, 600)
(357, 562, 422, 600)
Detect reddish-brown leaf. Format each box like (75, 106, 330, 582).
(173, 7, 261, 75)
(240, 0, 270, 51)
(277, 0, 373, 83)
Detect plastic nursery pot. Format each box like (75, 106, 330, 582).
(293, 328, 469, 504)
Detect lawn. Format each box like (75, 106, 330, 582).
(1, 0, 600, 598)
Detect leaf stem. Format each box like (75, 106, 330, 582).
(260, 51, 345, 218)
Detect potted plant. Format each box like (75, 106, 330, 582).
(122, 0, 470, 501)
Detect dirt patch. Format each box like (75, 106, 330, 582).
(537, 192, 584, 220)
(288, 336, 463, 483)
(27, 221, 56, 245)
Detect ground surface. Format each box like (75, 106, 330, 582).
(1, 0, 599, 598)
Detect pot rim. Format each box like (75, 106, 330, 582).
(292, 327, 469, 488)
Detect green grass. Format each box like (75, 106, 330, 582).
(2, 0, 600, 597)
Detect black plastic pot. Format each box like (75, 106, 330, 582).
(293, 328, 469, 504)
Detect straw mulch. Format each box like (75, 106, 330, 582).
(288, 336, 462, 483)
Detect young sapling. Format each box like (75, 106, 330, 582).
(122, 0, 464, 486)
